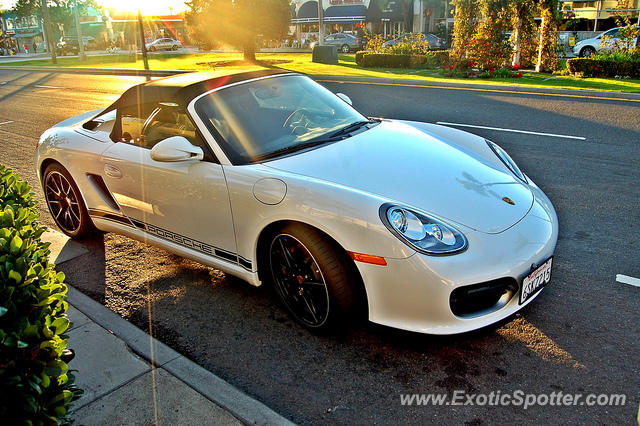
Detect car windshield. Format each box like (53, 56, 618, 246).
(193, 75, 369, 164)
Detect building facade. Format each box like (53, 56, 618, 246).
(0, 11, 44, 54)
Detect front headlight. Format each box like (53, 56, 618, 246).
(485, 139, 527, 183)
(380, 204, 468, 255)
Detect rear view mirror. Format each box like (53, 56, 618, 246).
(150, 136, 204, 162)
(336, 93, 353, 106)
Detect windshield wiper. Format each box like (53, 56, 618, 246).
(253, 139, 333, 162)
(328, 119, 377, 138)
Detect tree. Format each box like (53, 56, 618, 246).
(535, 0, 560, 72)
(185, 0, 291, 62)
(12, 0, 100, 38)
(510, 0, 537, 66)
(450, 0, 479, 65)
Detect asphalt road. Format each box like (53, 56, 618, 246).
(1, 69, 638, 425)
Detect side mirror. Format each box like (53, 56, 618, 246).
(336, 92, 353, 106)
(150, 136, 204, 162)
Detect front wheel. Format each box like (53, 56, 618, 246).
(341, 44, 350, 53)
(268, 223, 356, 330)
(580, 46, 595, 57)
(42, 163, 95, 239)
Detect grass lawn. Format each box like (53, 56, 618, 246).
(3, 51, 640, 94)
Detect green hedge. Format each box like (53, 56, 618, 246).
(566, 57, 640, 78)
(0, 165, 81, 423)
(427, 50, 450, 67)
(356, 50, 450, 69)
(358, 53, 412, 68)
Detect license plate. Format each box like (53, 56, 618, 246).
(520, 257, 553, 304)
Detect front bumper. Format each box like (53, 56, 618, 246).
(356, 184, 558, 334)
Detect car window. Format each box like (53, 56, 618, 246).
(143, 106, 201, 148)
(194, 75, 368, 164)
(116, 102, 216, 161)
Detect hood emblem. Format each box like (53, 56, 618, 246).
(502, 196, 515, 205)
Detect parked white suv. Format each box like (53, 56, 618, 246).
(573, 26, 639, 57)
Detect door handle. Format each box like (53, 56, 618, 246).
(104, 164, 122, 179)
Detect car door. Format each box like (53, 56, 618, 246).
(100, 102, 239, 262)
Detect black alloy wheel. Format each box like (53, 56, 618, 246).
(43, 163, 94, 239)
(270, 233, 331, 328)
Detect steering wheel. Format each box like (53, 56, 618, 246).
(283, 108, 311, 133)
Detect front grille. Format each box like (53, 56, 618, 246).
(450, 278, 518, 318)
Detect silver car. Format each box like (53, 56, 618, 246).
(35, 70, 557, 334)
(316, 33, 364, 53)
(145, 38, 182, 52)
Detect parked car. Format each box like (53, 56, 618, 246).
(573, 26, 640, 57)
(56, 37, 79, 56)
(55, 36, 96, 56)
(35, 69, 557, 334)
(145, 38, 182, 52)
(382, 33, 447, 50)
(311, 33, 364, 53)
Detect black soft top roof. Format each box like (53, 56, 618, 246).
(111, 69, 291, 110)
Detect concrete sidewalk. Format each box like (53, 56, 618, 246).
(43, 230, 293, 425)
(66, 287, 293, 425)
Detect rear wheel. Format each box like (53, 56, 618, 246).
(341, 44, 350, 53)
(267, 223, 355, 331)
(42, 163, 94, 239)
(149, 46, 156, 52)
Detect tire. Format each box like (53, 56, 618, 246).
(149, 46, 156, 52)
(341, 44, 350, 53)
(172, 45, 179, 51)
(267, 223, 356, 331)
(580, 46, 595, 57)
(42, 163, 95, 239)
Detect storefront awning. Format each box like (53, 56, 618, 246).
(324, 5, 367, 23)
(366, 0, 407, 22)
(292, 1, 318, 24)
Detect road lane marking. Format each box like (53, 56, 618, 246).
(436, 121, 586, 140)
(0, 121, 14, 126)
(316, 79, 640, 103)
(34, 85, 63, 89)
(616, 274, 640, 287)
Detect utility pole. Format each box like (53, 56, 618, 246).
(317, 0, 324, 45)
(41, 0, 57, 64)
(137, 10, 150, 78)
(74, 0, 87, 60)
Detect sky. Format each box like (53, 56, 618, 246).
(1, 0, 188, 15)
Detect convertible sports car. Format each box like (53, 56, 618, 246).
(35, 69, 558, 334)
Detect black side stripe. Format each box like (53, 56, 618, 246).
(89, 210, 253, 271)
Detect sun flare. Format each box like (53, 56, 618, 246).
(101, 0, 187, 15)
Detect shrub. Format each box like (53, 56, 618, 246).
(355, 50, 367, 66)
(0, 165, 81, 423)
(426, 50, 450, 67)
(566, 57, 640, 78)
(359, 53, 412, 68)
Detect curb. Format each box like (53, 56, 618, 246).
(314, 74, 640, 100)
(66, 285, 294, 426)
(2, 65, 640, 99)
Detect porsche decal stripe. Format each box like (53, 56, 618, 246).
(88, 209, 135, 226)
(88, 210, 253, 271)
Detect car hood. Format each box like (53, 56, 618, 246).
(264, 120, 533, 234)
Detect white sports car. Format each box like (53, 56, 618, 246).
(35, 70, 558, 334)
